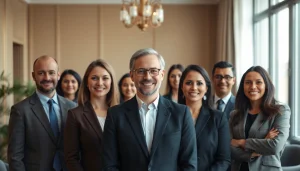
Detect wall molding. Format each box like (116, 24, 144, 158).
(25, 0, 219, 5)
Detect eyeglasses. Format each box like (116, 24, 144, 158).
(132, 68, 161, 76)
(214, 75, 234, 81)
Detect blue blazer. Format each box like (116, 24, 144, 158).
(102, 96, 197, 171)
(195, 106, 231, 171)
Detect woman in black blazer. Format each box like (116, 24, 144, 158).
(178, 65, 231, 171)
(163, 64, 184, 102)
(64, 59, 119, 171)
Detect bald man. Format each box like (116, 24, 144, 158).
(8, 55, 76, 171)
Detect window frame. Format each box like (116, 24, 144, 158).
(253, 0, 300, 143)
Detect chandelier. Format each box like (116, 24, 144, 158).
(120, 0, 164, 31)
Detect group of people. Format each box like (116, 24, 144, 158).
(7, 48, 290, 171)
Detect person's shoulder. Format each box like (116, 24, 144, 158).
(12, 94, 35, 109)
(162, 93, 171, 100)
(58, 95, 76, 108)
(208, 107, 226, 119)
(68, 103, 84, 113)
(160, 97, 187, 113)
(108, 98, 133, 113)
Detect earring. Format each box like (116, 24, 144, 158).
(203, 95, 207, 101)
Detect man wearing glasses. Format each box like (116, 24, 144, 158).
(102, 48, 197, 171)
(211, 61, 236, 119)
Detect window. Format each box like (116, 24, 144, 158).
(254, 18, 269, 70)
(293, 2, 300, 138)
(253, 0, 300, 140)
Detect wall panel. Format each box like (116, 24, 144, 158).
(29, 5, 56, 60)
(59, 5, 98, 75)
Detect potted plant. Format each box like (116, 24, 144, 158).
(0, 71, 35, 161)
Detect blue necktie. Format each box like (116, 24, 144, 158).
(48, 99, 61, 171)
(217, 99, 225, 111)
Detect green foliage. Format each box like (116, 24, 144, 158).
(0, 70, 36, 161)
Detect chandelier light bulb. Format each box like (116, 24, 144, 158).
(143, 5, 152, 17)
(129, 5, 138, 18)
(120, 0, 163, 31)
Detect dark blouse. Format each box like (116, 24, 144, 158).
(240, 113, 258, 171)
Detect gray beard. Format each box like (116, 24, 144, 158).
(138, 82, 161, 96)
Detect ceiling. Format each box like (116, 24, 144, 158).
(25, 0, 220, 4)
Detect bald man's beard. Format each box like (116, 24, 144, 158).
(36, 80, 57, 94)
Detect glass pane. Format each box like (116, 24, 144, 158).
(254, 18, 269, 70)
(255, 0, 269, 14)
(271, 0, 285, 6)
(294, 3, 300, 137)
(275, 8, 289, 104)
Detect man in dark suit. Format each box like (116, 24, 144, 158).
(102, 48, 197, 171)
(8, 55, 76, 171)
(211, 61, 236, 119)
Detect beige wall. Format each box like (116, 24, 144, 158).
(0, 0, 28, 78)
(0, 0, 28, 124)
(28, 4, 218, 94)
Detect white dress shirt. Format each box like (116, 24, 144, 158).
(97, 116, 106, 132)
(136, 95, 159, 153)
(213, 93, 232, 112)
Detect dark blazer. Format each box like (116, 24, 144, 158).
(230, 105, 291, 171)
(102, 96, 197, 171)
(211, 95, 235, 120)
(195, 106, 231, 171)
(8, 92, 76, 171)
(162, 92, 172, 101)
(223, 95, 235, 119)
(64, 101, 104, 171)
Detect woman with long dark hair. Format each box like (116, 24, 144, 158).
(230, 66, 290, 171)
(56, 69, 81, 103)
(118, 73, 136, 103)
(178, 64, 230, 171)
(163, 64, 184, 102)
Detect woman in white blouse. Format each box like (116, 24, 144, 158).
(64, 59, 119, 171)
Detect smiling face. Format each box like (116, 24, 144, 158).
(169, 69, 182, 91)
(130, 54, 164, 102)
(121, 77, 136, 101)
(213, 67, 235, 98)
(87, 66, 112, 100)
(181, 70, 207, 104)
(243, 71, 266, 104)
(32, 57, 60, 97)
(61, 74, 79, 96)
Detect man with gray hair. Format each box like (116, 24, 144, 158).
(102, 48, 197, 171)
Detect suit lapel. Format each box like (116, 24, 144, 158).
(124, 98, 149, 158)
(30, 93, 57, 144)
(195, 106, 211, 139)
(238, 111, 248, 138)
(224, 96, 235, 117)
(57, 96, 69, 145)
(150, 97, 171, 157)
(83, 101, 103, 141)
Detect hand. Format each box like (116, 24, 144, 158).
(251, 152, 261, 158)
(231, 139, 246, 148)
(265, 128, 279, 139)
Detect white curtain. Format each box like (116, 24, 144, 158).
(233, 0, 254, 88)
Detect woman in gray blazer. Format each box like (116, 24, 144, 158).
(230, 66, 291, 171)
